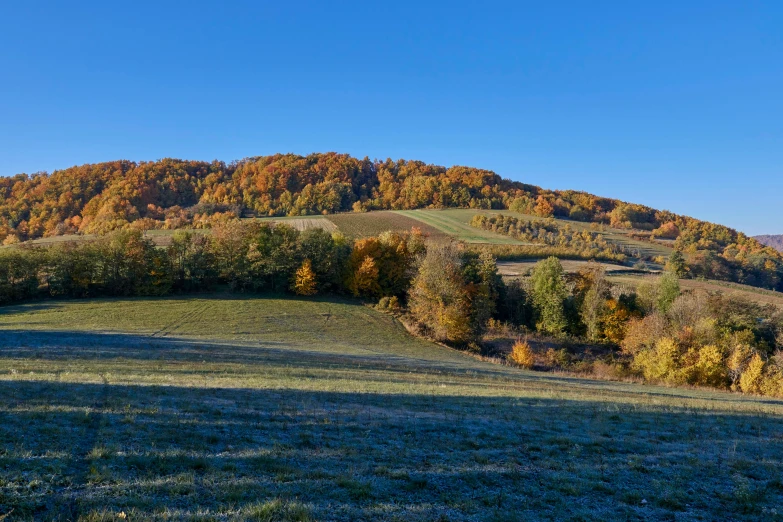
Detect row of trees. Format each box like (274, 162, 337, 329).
(3, 153, 781, 293)
(470, 214, 627, 262)
(2, 222, 783, 396)
(0, 224, 425, 305)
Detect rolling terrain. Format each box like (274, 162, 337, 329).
(1, 295, 782, 520)
(13, 208, 673, 259)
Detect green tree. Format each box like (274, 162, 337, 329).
(666, 250, 687, 277)
(530, 257, 568, 336)
(579, 265, 609, 341)
(657, 272, 680, 314)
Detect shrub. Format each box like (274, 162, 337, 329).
(543, 347, 571, 369)
(509, 340, 535, 369)
(376, 295, 400, 312)
(739, 354, 765, 394)
(693, 344, 729, 388)
(632, 337, 681, 383)
(760, 366, 783, 397)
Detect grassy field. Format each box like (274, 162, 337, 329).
(609, 273, 783, 307)
(1, 296, 783, 520)
(500, 260, 783, 307)
(394, 209, 674, 260)
(394, 209, 528, 245)
(497, 259, 649, 278)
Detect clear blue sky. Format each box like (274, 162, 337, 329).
(1, 1, 781, 235)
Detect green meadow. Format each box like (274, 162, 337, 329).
(1, 295, 782, 520)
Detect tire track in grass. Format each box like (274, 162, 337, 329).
(150, 299, 210, 338)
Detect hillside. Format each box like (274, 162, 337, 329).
(1, 295, 782, 520)
(2, 152, 782, 291)
(756, 234, 783, 252)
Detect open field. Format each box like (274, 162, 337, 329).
(395, 209, 674, 259)
(252, 216, 338, 233)
(326, 211, 445, 239)
(394, 209, 528, 245)
(497, 259, 650, 278)
(500, 260, 783, 307)
(609, 274, 783, 307)
(1, 296, 783, 520)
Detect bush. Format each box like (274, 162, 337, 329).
(632, 337, 681, 384)
(543, 347, 571, 369)
(376, 296, 400, 312)
(509, 340, 535, 369)
(693, 344, 729, 388)
(739, 354, 765, 394)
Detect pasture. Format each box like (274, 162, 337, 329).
(394, 209, 528, 245)
(1, 295, 783, 520)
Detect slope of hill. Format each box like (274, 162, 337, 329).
(756, 234, 783, 252)
(2, 152, 781, 291)
(1, 294, 781, 520)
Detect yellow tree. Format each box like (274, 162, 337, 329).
(293, 259, 317, 296)
(351, 256, 380, 297)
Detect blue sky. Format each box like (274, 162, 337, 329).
(1, 1, 781, 234)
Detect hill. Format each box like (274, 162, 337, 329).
(756, 234, 783, 252)
(2, 152, 782, 291)
(1, 294, 782, 520)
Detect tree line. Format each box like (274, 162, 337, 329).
(2, 222, 782, 397)
(1, 153, 781, 292)
(470, 214, 627, 262)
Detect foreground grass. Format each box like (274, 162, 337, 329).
(1, 295, 783, 520)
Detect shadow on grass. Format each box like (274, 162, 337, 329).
(2, 328, 783, 409)
(1, 380, 782, 521)
(0, 292, 367, 315)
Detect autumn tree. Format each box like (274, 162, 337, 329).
(578, 264, 610, 341)
(408, 243, 473, 345)
(293, 259, 317, 296)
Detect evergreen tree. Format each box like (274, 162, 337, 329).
(666, 250, 687, 277)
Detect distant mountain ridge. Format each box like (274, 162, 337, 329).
(755, 235, 783, 252)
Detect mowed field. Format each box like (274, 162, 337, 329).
(1, 296, 783, 520)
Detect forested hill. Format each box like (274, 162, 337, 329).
(1, 152, 782, 289)
(756, 235, 783, 252)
